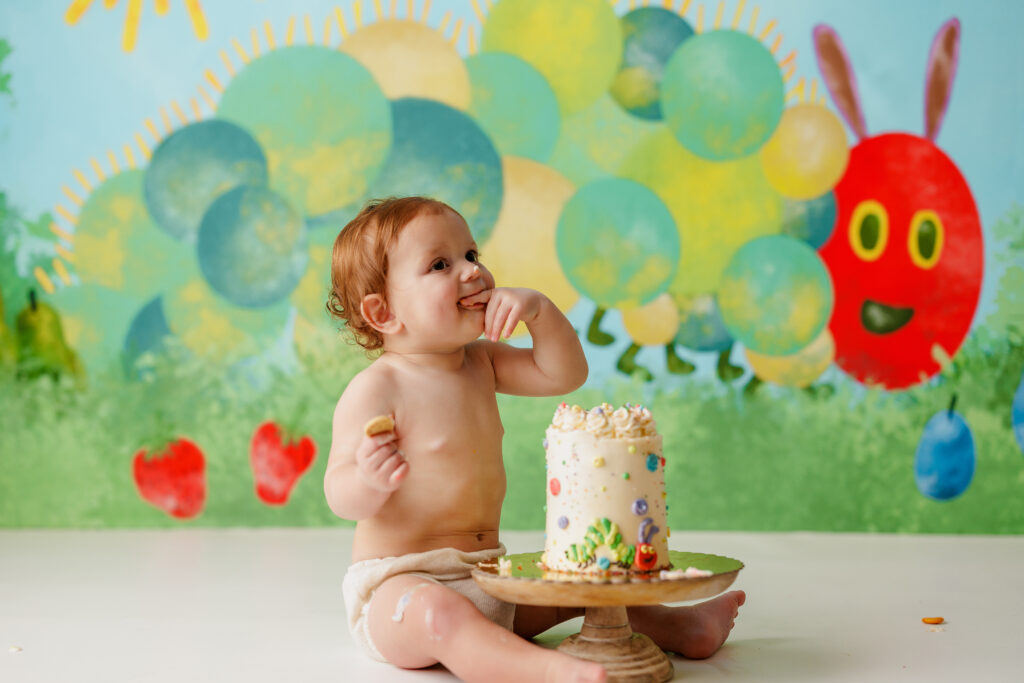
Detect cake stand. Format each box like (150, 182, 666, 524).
(472, 550, 743, 683)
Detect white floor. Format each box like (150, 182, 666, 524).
(1, 528, 1021, 682)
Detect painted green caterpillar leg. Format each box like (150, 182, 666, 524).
(587, 306, 615, 346)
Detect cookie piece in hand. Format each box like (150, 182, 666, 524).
(363, 415, 395, 436)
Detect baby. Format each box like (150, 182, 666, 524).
(325, 197, 744, 682)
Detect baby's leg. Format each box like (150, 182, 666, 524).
(367, 574, 606, 683)
(627, 590, 746, 659)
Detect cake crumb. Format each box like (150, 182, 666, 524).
(9, 645, 23, 653)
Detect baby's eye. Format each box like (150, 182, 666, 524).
(430, 259, 449, 272)
(466, 250, 479, 263)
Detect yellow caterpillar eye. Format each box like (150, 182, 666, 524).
(849, 200, 889, 262)
(908, 210, 944, 269)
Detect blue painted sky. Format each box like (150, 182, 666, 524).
(0, 0, 1020, 385)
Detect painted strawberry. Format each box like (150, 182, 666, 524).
(250, 421, 316, 505)
(132, 438, 206, 519)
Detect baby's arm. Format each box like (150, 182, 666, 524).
(323, 367, 408, 520)
(473, 287, 588, 396)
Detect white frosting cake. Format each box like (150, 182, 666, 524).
(541, 402, 670, 574)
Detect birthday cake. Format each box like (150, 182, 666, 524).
(541, 402, 670, 574)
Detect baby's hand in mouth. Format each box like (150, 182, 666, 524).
(459, 289, 492, 309)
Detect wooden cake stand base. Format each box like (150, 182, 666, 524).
(472, 551, 743, 683)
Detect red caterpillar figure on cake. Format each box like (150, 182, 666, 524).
(813, 18, 984, 390)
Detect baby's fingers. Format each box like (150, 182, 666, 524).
(502, 307, 521, 339)
(379, 452, 408, 490)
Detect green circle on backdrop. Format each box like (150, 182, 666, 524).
(661, 30, 784, 160)
(217, 46, 392, 218)
(611, 7, 694, 120)
(556, 178, 679, 310)
(718, 235, 833, 355)
(466, 52, 560, 162)
(482, 0, 622, 115)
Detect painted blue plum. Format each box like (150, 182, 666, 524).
(914, 404, 975, 501)
(1013, 371, 1024, 456)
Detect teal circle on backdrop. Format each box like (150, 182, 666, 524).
(466, 52, 560, 162)
(611, 7, 694, 120)
(718, 235, 833, 355)
(366, 98, 503, 245)
(781, 191, 837, 250)
(122, 296, 174, 378)
(216, 46, 392, 218)
(556, 178, 679, 310)
(144, 120, 267, 243)
(197, 185, 307, 308)
(673, 293, 733, 352)
(661, 30, 784, 160)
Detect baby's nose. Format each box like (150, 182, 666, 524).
(462, 264, 482, 281)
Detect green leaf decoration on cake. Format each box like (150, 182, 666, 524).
(566, 517, 634, 567)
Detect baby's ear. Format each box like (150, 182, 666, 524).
(361, 293, 402, 335)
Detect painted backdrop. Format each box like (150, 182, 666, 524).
(1, 0, 1022, 531)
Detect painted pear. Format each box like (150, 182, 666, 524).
(15, 289, 83, 380)
(0, 287, 17, 374)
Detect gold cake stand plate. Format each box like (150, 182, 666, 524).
(472, 551, 743, 683)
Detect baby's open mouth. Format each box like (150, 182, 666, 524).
(861, 299, 914, 334)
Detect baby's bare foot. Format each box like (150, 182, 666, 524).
(545, 651, 606, 683)
(672, 590, 746, 659)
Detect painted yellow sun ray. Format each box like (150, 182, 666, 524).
(408, 0, 414, 19)
(55, 204, 78, 225)
(390, 0, 397, 19)
(107, 149, 121, 174)
(265, 21, 276, 50)
(323, 15, 332, 45)
(439, 10, 451, 34)
(770, 33, 782, 55)
(696, 4, 703, 32)
(122, 0, 142, 52)
(104, 0, 118, 8)
(204, 68, 223, 92)
(61, 185, 84, 207)
(34, 267, 55, 295)
(198, 84, 217, 110)
(810, 78, 818, 102)
(783, 62, 795, 81)
(779, 50, 795, 69)
(663, 0, 673, 8)
(231, 38, 250, 63)
(89, 158, 106, 181)
(759, 18, 777, 40)
(354, 1, 363, 28)
(450, 18, 463, 47)
(334, 7, 349, 39)
(190, 97, 202, 120)
(72, 168, 93, 193)
(374, 0, 383, 21)
(155, 0, 169, 16)
(51, 222, 74, 243)
(135, 132, 152, 160)
(470, 0, 484, 23)
(219, 49, 236, 75)
(304, 15, 313, 44)
(731, 0, 745, 28)
(123, 144, 137, 169)
(714, 1, 724, 29)
(748, 5, 759, 34)
(170, 100, 188, 125)
(250, 27, 261, 58)
(65, 0, 95, 25)
(159, 106, 173, 133)
(787, 76, 805, 103)
(285, 16, 296, 45)
(144, 117, 162, 141)
(680, 0, 692, 17)
(422, 0, 432, 22)
(53, 259, 72, 286)
(467, 24, 476, 54)
(56, 244, 76, 263)
(185, 0, 209, 41)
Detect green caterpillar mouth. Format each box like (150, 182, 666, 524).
(861, 299, 914, 334)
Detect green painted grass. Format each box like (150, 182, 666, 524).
(1, 332, 1022, 532)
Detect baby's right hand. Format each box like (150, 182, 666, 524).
(355, 430, 409, 492)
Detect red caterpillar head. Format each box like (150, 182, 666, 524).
(634, 544, 659, 571)
(814, 19, 983, 389)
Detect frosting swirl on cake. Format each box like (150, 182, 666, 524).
(551, 403, 657, 438)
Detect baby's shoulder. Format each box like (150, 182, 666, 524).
(338, 359, 398, 404)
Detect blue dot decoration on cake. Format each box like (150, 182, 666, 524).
(197, 185, 307, 308)
(632, 498, 648, 515)
(646, 453, 659, 471)
(661, 29, 784, 161)
(143, 120, 268, 243)
(610, 7, 694, 120)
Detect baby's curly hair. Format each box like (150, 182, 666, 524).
(326, 196, 457, 351)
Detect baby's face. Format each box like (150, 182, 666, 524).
(385, 209, 495, 351)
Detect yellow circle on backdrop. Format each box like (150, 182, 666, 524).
(759, 103, 850, 200)
(340, 19, 471, 110)
(622, 293, 679, 346)
(482, 0, 622, 115)
(745, 327, 835, 387)
(481, 156, 578, 338)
